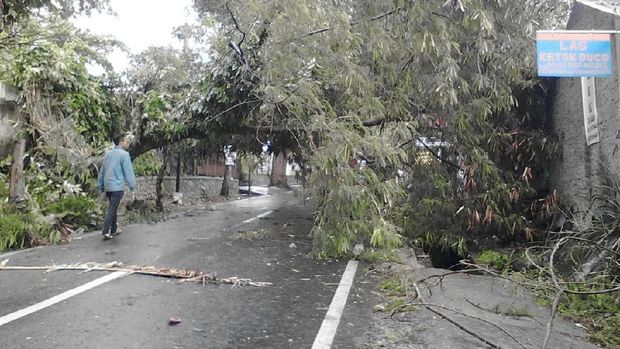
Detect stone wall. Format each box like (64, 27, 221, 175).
(134, 176, 238, 201)
(549, 3, 620, 211)
(239, 174, 300, 187)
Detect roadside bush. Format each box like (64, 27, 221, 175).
(133, 150, 161, 176)
(0, 179, 8, 200)
(0, 180, 9, 215)
(0, 210, 58, 251)
(46, 196, 100, 227)
(0, 214, 28, 251)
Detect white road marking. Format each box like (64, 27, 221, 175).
(312, 248, 360, 349)
(242, 210, 273, 224)
(0, 271, 129, 327)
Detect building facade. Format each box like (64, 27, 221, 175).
(550, 1, 620, 213)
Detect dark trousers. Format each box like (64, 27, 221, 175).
(102, 191, 124, 235)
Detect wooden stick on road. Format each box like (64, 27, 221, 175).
(0, 261, 272, 287)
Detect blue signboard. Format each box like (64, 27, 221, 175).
(537, 32, 612, 77)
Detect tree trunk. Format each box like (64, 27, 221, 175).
(248, 162, 252, 195)
(9, 139, 26, 204)
(270, 150, 289, 188)
(175, 152, 181, 193)
(220, 165, 231, 197)
(156, 147, 169, 212)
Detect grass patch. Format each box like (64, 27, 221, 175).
(558, 291, 620, 349)
(523, 272, 620, 348)
(360, 248, 402, 264)
(376, 275, 417, 314)
(379, 277, 408, 297)
(478, 250, 510, 271)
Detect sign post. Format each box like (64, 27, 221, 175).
(581, 77, 600, 145)
(537, 30, 615, 146)
(537, 31, 612, 77)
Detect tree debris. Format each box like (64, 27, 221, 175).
(0, 261, 272, 288)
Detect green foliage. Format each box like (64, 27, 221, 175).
(416, 230, 468, 257)
(46, 196, 100, 227)
(309, 127, 408, 256)
(0, 177, 9, 202)
(0, 211, 55, 251)
(478, 250, 511, 271)
(192, 0, 569, 256)
(0, 148, 103, 252)
(133, 150, 162, 176)
(1, 0, 110, 30)
(136, 91, 190, 143)
(376, 276, 416, 314)
(559, 291, 620, 348)
(0, 15, 124, 157)
(379, 278, 407, 297)
(0, 214, 28, 251)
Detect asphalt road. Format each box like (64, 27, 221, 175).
(0, 191, 374, 349)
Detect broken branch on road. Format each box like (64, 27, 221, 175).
(0, 260, 272, 288)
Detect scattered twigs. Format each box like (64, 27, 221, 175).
(564, 236, 620, 258)
(542, 235, 620, 348)
(542, 290, 563, 349)
(464, 298, 539, 323)
(393, 297, 528, 349)
(409, 282, 509, 349)
(0, 261, 272, 288)
(416, 268, 476, 290)
(422, 302, 528, 349)
(405, 231, 618, 348)
(418, 262, 535, 294)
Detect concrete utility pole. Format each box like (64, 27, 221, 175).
(0, 83, 24, 204)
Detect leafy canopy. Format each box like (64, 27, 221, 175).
(192, 0, 569, 256)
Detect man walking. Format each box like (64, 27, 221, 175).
(97, 133, 136, 240)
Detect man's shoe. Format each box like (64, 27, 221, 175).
(103, 233, 113, 241)
(111, 229, 122, 236)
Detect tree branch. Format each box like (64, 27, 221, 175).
(225, 2, 247, 66)
(410, 282, 507, 349)
(307, 7, 402, 37)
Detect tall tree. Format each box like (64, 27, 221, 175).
(1, 0, 110, 30)
(184, 0, 570, 256)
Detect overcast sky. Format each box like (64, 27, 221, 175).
(73, 0, 196, 73)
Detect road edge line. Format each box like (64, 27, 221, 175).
(312, 249, 360, 349)
(0, 271, 129, 327)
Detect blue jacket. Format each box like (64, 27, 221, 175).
(97, 146, 137, 192)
